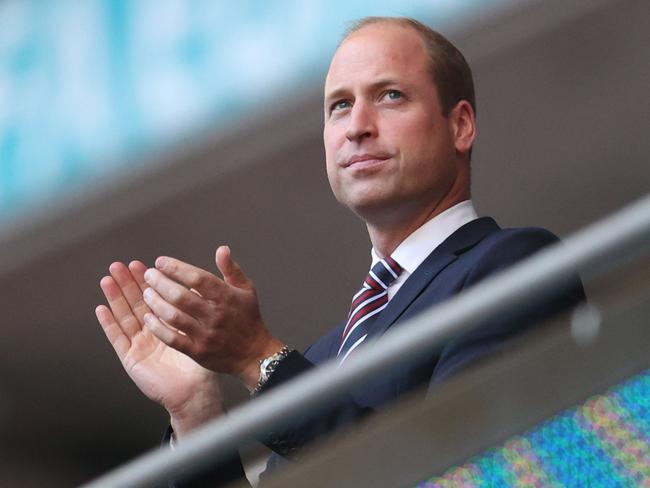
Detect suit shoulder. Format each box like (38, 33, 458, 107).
(463, 226, 560, 282)
(474, 225, 559, 259)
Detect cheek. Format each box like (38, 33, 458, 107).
(323, 129, 341, 178)
(324, 155, 340, 193)
(323, 124, 342, 154)
(381, 114, 429, 153)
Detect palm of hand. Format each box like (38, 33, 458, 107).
(124, 328, 217, 411)
(96, 261, 222, 414)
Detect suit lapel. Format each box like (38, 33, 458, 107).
(366, 217, 500, 340)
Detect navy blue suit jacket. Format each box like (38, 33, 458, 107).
(171, 217, 585, 486)
(259, 217, 585, 471)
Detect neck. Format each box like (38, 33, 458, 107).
(367, 187, 469, 258)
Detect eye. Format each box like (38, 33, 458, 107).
(330, 99, 351, 113)
(383, 89, 403, 101)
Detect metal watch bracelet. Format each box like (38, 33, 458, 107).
(251, 345, 293, 396)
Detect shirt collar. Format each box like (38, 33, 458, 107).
(371, 200, 478, 274)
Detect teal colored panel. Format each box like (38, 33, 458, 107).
(0, 0, 506, 223)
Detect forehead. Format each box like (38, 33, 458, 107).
(325, 24, 429, 92)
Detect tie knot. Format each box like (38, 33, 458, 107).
(365, 257, 403, 290)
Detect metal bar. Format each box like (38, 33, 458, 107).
(81, 193, 650, 488)
(264, 297, 650, 488)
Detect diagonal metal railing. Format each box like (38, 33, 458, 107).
(81, 194, 650, 488)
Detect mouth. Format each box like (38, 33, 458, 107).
(343, 154, 390, 169)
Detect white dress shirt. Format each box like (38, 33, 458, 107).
(370, 200, 478, 300)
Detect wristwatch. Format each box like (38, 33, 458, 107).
(252, 345, 293, 395)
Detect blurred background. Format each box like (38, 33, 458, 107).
(0, 0, 648, 485)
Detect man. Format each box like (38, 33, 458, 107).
(96, 17, 584, 485)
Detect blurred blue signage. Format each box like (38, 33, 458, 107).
(0, 0, 494, 223)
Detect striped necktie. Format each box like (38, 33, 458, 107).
(338, 256, 403, 364)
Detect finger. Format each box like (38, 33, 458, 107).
(95, 304, 130, 359)
(142, 286, 200, 336)
(143, 312, 194, 356)
(128, 260, 149, 293)
(100, 274, 143, 338)
(109, 262, 150, 323)
(215, 245, 252, 289)
(143, 267, 206, 316)
(154, 256, 224, 299)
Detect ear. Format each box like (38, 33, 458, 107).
(450, 100, 476, 157)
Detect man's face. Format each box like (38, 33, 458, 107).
(323, 24, 464, 224)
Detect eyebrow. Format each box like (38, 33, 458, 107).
(324, 78, 401, 106)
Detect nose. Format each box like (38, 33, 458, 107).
(345, 101, 377, 142)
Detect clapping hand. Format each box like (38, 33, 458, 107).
(96, 260, 224, 437)
(140, 245, 284, 390)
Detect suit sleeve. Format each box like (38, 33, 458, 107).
(162, 426, 248, 488)
(162, 351, 374, 487)
(255, 350, 374, 478)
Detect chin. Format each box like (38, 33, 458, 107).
(346, 195, 399, 221)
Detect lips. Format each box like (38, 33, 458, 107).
(344, 154, 390, 168)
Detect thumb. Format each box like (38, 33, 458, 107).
(215, 245, 251, 289)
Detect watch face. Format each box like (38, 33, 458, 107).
(261, 357, 278, 381)
(259, 347, 290, 385)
